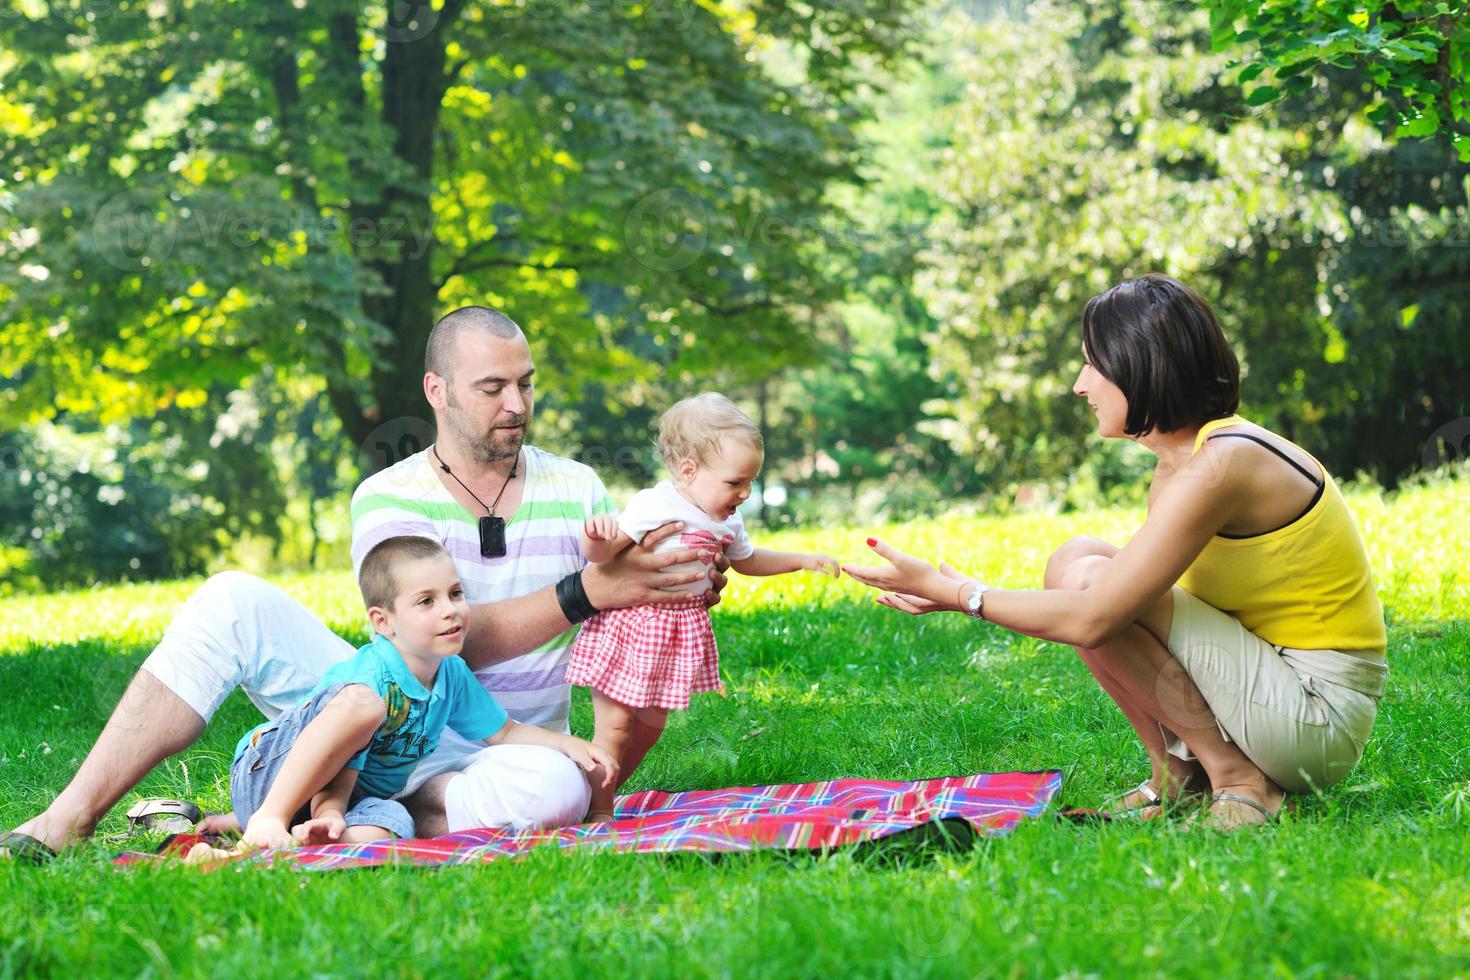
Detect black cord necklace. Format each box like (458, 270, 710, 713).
(432, 444, 518, 557)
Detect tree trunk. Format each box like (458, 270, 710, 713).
(358, 14, 458, 467)
(322, 4, 467, 469)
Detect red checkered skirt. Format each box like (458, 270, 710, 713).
(565, 597, 722, 709)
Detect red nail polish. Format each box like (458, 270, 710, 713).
(866, 537, 877, 547)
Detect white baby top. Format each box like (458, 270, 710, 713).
(617, 481, 755, 595)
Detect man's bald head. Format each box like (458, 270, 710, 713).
(425, 306, 523, 382)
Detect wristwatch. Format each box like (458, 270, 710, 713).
(963, 581, 992, 619)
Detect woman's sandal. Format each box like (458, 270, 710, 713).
(1103, 779, 1212, 820)
(1101, 781, 1170, 819)
(1187, 791, 1281, 832)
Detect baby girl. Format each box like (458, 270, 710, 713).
(565, 392, 838, 822)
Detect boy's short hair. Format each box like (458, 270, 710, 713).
(358, 536, 451, 610)
(656, 392, 763, 470)
(1081, 273, 1241, 437)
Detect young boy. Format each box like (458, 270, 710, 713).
(220, 535, 617, 852)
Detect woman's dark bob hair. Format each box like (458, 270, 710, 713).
(1081, 273, 1240, 437)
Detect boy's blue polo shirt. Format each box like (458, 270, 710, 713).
(233, 635, 509, 799)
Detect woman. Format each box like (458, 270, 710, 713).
(844, 274, 1388, 829)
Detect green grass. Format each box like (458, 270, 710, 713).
(3, 479, 1468, 977)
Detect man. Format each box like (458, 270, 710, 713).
(5, 306, 725, 857)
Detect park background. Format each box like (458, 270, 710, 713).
(2, 1, 1469, 977)
(1, 0, 1466, 591)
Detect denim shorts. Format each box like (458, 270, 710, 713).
(230, 683, 415, 840)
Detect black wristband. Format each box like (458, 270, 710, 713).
(555, 570, 600, 625)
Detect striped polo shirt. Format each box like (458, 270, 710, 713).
(350, 445, 614, 735)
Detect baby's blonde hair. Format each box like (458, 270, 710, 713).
(657, 392, 763, 471)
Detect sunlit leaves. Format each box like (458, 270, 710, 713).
(0, 0, 924, 460)
(1207, 0, 1470, 159)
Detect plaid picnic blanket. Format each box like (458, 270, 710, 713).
(116, 769, 1062, 871)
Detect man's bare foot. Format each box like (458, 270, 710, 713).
(196, 812, 242, 836)
(8, 808, 94, 854)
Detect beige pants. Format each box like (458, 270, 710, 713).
(1161, 587, 1387, 794)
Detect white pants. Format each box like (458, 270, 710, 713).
(141, 571, 590, 831)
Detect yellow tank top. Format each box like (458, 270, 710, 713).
(1177, 416, 1387, 653)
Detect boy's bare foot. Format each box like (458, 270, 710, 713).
(583, 810, 616, 824)
(183, 841, 238, 866)
(196, 812, 242, 836)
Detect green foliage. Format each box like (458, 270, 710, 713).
(0, 406, 287, 589)
(918, 1, 1469, 490)
(502, 38, 971, 523)
(2, 0, 1466, 582)
(1207, 0, 1470, 159)
(733, 42, 974, 521)
(0, 369, 356, 590)
(0, 0, 924, 459)
(0, 0, 931, 582)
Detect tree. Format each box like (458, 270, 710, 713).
(0, 402, 290, 588)
(0, 0, 922, 470)
(755, 46, 974, 521)
(1206, 0, 1470, 159)
(918, 0, 1469, 491)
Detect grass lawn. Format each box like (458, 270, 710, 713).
(2, 478, 1468, 977)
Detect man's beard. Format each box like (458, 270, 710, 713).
(443, 394, 531, 466)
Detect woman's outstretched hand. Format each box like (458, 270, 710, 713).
(841, 537, 976, 615)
